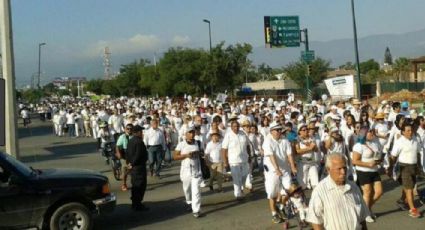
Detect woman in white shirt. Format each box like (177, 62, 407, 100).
(352, 128, 383, 223)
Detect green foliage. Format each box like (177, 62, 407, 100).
(85, 79, 103, 95)
(102, 79, 119, 97)
(393, 57, 410, 81)
(359, 59, 379, 74)
(21, 89, 44, 103)
(78, 42, 253, 97)
(282, 57, 331, 88)
(338, 61, 354, 70)
(384, 47, 393, 65)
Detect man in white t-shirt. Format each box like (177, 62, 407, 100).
(173, 125, 203, 218)
(262, 121, 297, 224)
(221, 120, 250, 199)
(390, 123, 422, 218)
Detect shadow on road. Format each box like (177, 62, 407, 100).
(20, 142, 97, 163)
(94, 197, 188, 229)
(18, 125, 55, 138)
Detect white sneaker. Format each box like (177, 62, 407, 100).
(365, 216, 375, 223)
(200, 181, 207, 188)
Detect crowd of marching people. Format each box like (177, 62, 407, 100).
(19, 93, 425, 229)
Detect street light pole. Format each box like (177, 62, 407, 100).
(203, 19, 213, 95)
(203, 19, 212, 53)
(350, 0, 362, 99)
(37, 42, 46, 89)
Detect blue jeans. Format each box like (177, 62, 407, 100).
(148, 146, 163, 176)
(67, 124, 75, 137)
(163, 145, 172, 163)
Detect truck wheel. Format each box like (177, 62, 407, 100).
(49, 202, 93, 230)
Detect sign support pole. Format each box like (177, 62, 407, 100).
(301, 29, 312, 101)
(0, 0, 20, 158)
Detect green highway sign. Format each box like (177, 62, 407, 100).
(301, 50, 315, 63)
(269, 16, 300, 47)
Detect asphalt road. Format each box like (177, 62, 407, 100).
(2, 119, 425, 230)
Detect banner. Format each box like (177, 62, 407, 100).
(324, 75, 355, 100)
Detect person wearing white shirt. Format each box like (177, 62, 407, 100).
(221, 120, 250, 199)
(387, 102, 401, 127)
(20, 107, 31, 127)
(262, 121, 297, 224)
(389, 123, 422, 218)
(108, 110, 125, 141)
(295, 124, 320, 190)
(307, 153, 370, 230)
(66, 110, 76, 137)
(53, 111, 65, 136)
(352, 128, 383, 223)
(350, 99, 362, 122)
(173, 126, 204, 218)
(205, 132, 223, 192)
(143, 119, 167, 177)
(374, 113, 389, 149)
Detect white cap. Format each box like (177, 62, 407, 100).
(269, 121, 283, 131)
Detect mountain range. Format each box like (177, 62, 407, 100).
(250, 28, 425, 68)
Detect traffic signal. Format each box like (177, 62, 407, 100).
(306, 64, 312, 76)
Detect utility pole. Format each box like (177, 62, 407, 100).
(37, 42, 46, 89)
(203, 19, 213, 95)
(0, 0, 20, 157)
(351, 0, 362, 99)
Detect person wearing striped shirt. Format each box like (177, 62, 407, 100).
(307, 153, 369, 230)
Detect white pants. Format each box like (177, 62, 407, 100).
(54, 124, 63, 136)
(181, 175, 202, 213)
(244, 161, 254, 190)
(297, 162, 319, 189)
(264, 170, 291, 199)
(230, 163, 249, 198)
(75, 123, 81, 137)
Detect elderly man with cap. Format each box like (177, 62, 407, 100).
(126, 125, 149, 211)
(262, 121, 297, 223)
(174, 125, 204, 218)
(221, 119, 251, 200)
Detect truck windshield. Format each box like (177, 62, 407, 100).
(3, 154, 33, 177)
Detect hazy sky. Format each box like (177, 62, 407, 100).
(7, 0, 425, 86)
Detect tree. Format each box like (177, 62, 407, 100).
(42, 83, 58, 96)
(393, 57, 410, 81)
(359, 59, 380, 74)
(85, 79, 103, 95)
(384, 47, 393, 65)
(283, 57, 330, 88)
(338, 61, 354, 70)
(257, 63, 273, 81)
(21, 89, 44, 103)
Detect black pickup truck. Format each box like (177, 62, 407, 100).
(0, 152, 116, 230)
